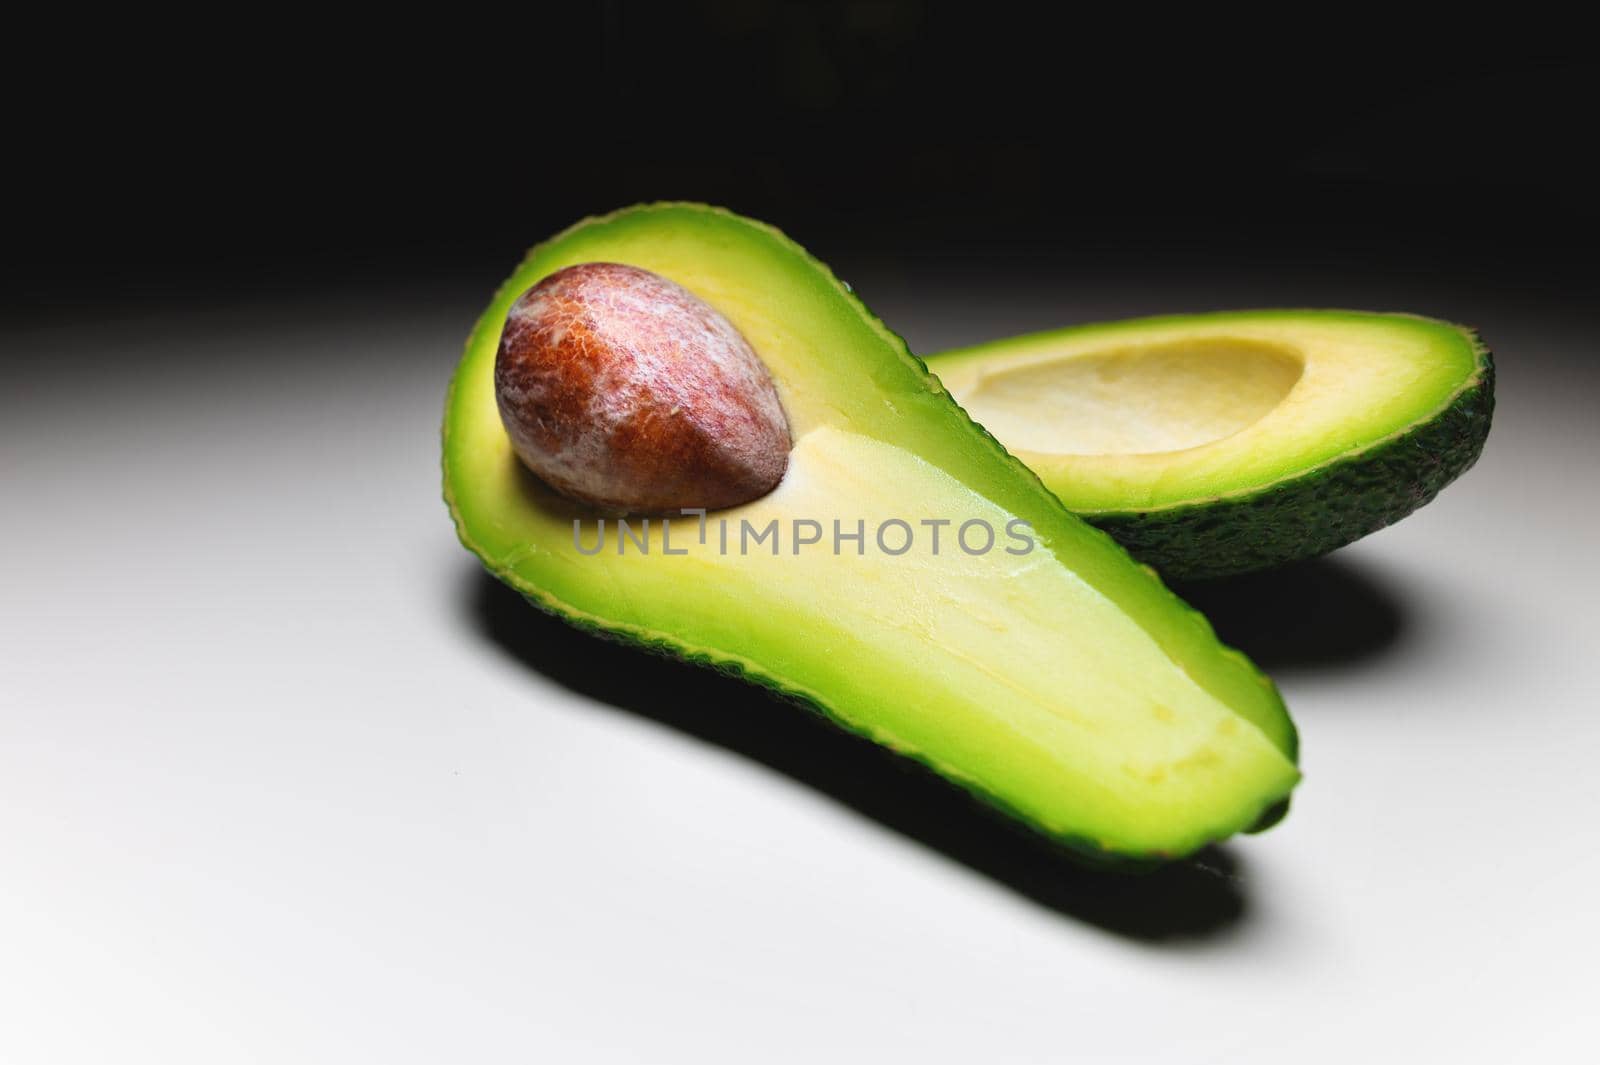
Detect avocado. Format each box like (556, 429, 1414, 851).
(443, 204, 1299, 862)
(930, 311, 1494, 580)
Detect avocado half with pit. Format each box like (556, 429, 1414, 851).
(929, 311, 1495, 580)
(444, 204, 1299, 863)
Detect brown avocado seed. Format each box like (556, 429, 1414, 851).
(494, 262, 792, 513)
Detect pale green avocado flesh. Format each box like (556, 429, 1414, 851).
(930, 311, 1494, 579)
(444, 204, 1299, 861)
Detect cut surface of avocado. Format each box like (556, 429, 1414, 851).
(444, 205, 1299, 861)
(931, 311, 1494, 579)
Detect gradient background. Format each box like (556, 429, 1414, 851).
(5, 8, 1598, 1063)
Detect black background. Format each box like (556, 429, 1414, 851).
(9, 4, 1596, 319)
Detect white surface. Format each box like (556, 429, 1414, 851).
(3, 275, 1596, 1062)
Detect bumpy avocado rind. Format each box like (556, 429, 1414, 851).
(930, 311, 1494, 581)
(444, 204, 1300, 864)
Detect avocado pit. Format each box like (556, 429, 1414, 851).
(494, 262, 792, 513)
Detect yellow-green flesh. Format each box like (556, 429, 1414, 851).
(444, 205, 1299, 859)
(932, 312, 1483, 514)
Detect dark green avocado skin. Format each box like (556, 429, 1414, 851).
(1094, 337, 1495, 581)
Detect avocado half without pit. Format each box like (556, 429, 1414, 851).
(444, 204, 1300, 863)
(930, 312, 1494, 580)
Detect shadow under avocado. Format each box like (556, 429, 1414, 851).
(1172, 555, 1407, 671)
(464, 565, 1250, 943)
